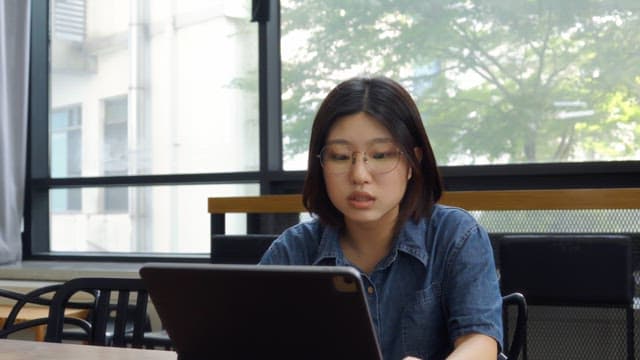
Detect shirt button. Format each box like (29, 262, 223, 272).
(367, 286, 374, 295)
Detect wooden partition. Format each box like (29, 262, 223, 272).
(208, 188, 640, 234)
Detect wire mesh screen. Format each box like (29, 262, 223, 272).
(520, 306, 634, 360)
(470, 209, 640, 233)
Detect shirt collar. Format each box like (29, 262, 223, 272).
(312, 225, 347, 266)
(311, 219, 430, 268)
(393, 218, 429, 267)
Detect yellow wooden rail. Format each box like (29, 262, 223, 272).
(208, 188, 640, 214)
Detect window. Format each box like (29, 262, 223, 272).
(280, 1, 640, 169)
(28, 0, 639, 259)
(34, 0, 260, 256)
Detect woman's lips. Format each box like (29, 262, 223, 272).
(348, 192, 375, 209)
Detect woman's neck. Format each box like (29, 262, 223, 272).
(340, 216, 397, 273)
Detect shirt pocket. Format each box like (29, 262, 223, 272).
(401, 283, 448, 359)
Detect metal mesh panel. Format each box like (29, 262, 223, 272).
(470, 209, 640, 233)
(524, 306, 633, 360)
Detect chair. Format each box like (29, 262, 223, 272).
(1, 284, 60, 338)
(0, 284, 96, 341)
(210, 234, 278, 264)
(140, 329, 173, 350)
(500, 292, 528, 360)
(45, 277, 151, 347)
(1, 277, 151, 348)
(58, 279, 173, 350)
(500, 234, 634, 360)
(62, 303, 152, 344)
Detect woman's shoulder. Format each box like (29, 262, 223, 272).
(422, 204, 489, 249)
(260, 219, 326, 265)
(430, 203, 479, 228)
(277, 219, 324, 243)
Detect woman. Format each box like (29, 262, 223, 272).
(260, 77, 502, 359)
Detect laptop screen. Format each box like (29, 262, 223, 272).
(140, 263, 383, 360)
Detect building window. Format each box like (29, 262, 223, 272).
(50, 105, 82, 212)
(103, 96, 129, 213)
(52, 0, 86, 42)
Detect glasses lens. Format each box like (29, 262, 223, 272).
(320, 142, 402, 174)
(320, 144, 352, 174)
(366, 142, 401, 174)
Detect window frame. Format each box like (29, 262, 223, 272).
(24, 0, 640, 261)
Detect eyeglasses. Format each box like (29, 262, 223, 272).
(317, 142, 404, 175)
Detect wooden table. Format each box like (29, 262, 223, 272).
(0, 339, 177, 360)
(0, 305, 88, 341)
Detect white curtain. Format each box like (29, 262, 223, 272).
(0, 0, 30, 264)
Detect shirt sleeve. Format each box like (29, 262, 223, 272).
(258, 220, 325, 265)
(259, 239, 290, 265)
(443, 219, 504, 351)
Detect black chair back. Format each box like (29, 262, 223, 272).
(45, 277, 150, 348)
(500, 234, 634, 359)
(211, 234, 278, 264)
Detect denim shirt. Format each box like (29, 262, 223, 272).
(259, 204, 503, 360)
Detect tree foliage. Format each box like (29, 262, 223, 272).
(281, 0, 640, 165)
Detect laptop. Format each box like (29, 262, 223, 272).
(139, 263, 383, 360)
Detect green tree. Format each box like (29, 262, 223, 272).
(281, 0, 640, 166)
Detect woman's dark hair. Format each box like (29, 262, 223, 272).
(302, 76, 443, 229)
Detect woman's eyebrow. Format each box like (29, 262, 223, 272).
(324, 139, 351, 145)
(325, 137, 394, 146)
(369, 137, 395, 144)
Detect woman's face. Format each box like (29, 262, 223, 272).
(322, 112, 411, 229)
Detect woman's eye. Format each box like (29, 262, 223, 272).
(328, 153, 350, 161)
(371, 152, 387, 160)
(371, 150, 396, 160)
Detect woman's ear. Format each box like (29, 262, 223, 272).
(413, 147, 423, 162)
(408, 147, 422, 181)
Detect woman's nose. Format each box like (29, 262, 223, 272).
(349, 152, 372, 183)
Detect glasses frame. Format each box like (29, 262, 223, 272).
(316, 143, 405, 175)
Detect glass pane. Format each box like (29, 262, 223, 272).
(51, 105, 82, 178)
(50, 0, 259, 177)
(49, 183, 260, 253)
(103, 96, 129, 175)
(281, 1, 640, 170)
(51, 188, 82, 212)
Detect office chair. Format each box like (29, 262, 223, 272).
(500, 292, 528, 360)
(500, 234, 634, 360)
(210, 234, 278, 264)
